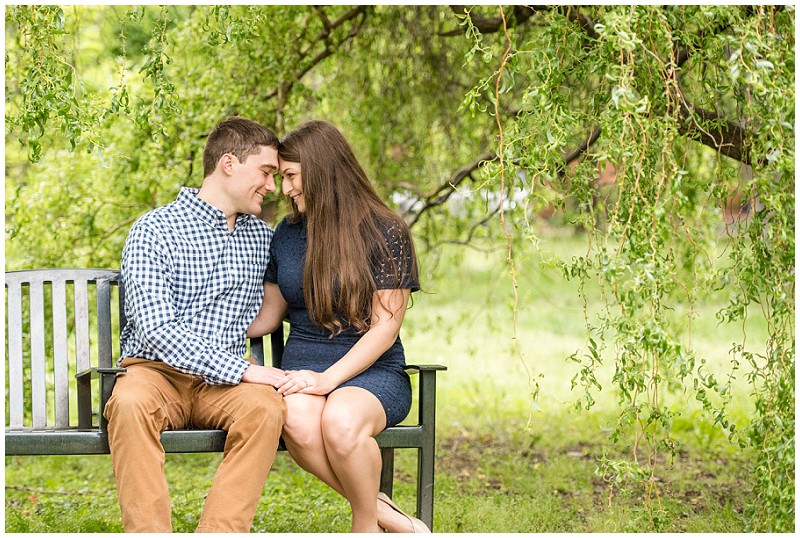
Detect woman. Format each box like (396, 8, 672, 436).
(248, 120, 428, 533)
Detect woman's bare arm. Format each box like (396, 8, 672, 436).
(247, 282, 288, 337)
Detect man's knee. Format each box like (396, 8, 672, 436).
(231, 384, 287, 427)
(105, 381, 150, 423)
(104, 369, 180, 433)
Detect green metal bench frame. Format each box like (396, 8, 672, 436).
(5, 269, 445, 529)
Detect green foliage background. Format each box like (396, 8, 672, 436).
(5, 5, 794, 531)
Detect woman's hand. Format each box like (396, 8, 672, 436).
(276, 369, 334, 396)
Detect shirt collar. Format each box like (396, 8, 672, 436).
(177, 187, 252, 231)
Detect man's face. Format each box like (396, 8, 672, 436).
(228, 146, 279, 216)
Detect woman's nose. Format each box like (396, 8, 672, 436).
(282, 177, 292, 195)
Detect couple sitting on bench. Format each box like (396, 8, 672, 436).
(106, 116, 428, 533)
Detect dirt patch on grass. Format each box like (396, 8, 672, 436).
(434, 431, 750, 522)
(437, 432, 510, 494)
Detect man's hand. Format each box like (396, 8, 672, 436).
(241, 364, 286, 388)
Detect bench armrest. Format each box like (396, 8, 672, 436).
(403, 364, 446, 427)
(405, 364, 448, 373)
(76, 367, 127, 377)
(75, 367, 126, 430)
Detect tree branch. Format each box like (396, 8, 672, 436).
(403, 125, 607, 228)
(404, 152, 497, 227)
(448, 4, 759, 166)
(263, 6, 368, 101)
(435, 205, 501, 246)
(441, 5, 538, 36)
(676, 93, 752, 165)
(558, 6, 599, 41)
(562, 125, 603, 168)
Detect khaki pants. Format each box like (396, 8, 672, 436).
(103, 358, 286, 533)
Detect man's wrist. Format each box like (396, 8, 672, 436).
(240, 363, 254, 383)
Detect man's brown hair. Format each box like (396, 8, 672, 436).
(203, 116, 278, 177)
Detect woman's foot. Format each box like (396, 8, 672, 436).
(377, 493, 431, 533)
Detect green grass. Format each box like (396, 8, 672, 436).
(4, 232, 768, 532)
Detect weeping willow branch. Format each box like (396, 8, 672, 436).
(443, 4, 763, 167)
(494, 6, 538, 409)
(561, 125, 604, 169)
(441, 5, 537, 36)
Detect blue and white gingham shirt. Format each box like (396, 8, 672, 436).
(119, 187, 273, 385)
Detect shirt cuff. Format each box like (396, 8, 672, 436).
(215, 355, 251, 385)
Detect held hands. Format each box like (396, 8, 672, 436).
(241, 364, 286, 388)
(276, 369, 333, 396)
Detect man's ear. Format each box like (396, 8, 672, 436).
(219, 153, 235, 175)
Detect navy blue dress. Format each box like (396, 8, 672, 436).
(265, 216, 418, 427)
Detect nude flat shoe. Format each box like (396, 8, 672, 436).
(377, 492, 431, 533)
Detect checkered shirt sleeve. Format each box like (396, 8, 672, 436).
(119, 188, 273, 385)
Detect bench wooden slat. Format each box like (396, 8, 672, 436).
(96, 278, 113, 369)
(29, 281, 48, 429)
(6, 280, 24, 428)
(118, 279, 127, 333)
(5, 426, 425, 456)
(52, 279, 71, 428)
(5, 430, 109, 455)
(74, 279, 91, 372)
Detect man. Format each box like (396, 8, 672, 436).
(104, 116, 286, 532)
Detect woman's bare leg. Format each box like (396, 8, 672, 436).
(283, 392, 417, 532)
(320, 387, 387, 532)
(282, 394, 344, 491)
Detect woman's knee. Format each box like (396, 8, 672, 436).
(282, 423, 319, 451)
(320, 407, 372, 458)
(282, 395, 324, 449)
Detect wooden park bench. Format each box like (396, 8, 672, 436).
(5, 268, 446, 530)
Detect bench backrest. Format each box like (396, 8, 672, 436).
(6, 269, 123, 429)
(5, 269, 277, 431)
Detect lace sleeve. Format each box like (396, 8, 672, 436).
(371, 221, 419, 292)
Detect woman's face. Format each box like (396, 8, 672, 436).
(279, 159, 305, 213)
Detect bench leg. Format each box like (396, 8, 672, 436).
(379, 447, 394, 496)
(416, 369, 438, 530)
(416, 445, 434, 530)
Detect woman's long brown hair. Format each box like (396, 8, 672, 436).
(279, 120, 418, 336)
